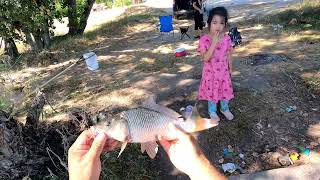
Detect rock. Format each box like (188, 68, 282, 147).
(291, 122, 295, 128)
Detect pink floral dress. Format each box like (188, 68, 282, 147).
(197, 34, 234, 103)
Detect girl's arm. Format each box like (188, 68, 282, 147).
(200, 34, 221, 61)
(228, 48, 233, 73)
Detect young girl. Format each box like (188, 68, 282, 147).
(197, 7, 234, 124)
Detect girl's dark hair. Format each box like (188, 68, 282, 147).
(207, 7, 229, 29)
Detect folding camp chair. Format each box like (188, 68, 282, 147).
(180, 26, 190, 40)
(158, 15, 174, 41)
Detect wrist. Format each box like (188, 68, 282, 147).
(186, 155, 211, 178)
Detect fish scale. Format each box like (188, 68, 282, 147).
(123, 108, 173, 143)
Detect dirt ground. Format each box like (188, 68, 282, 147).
(0, 1, 320, 179)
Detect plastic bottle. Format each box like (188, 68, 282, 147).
(185, 105, 193, 119)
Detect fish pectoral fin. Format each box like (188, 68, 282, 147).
(141, 143, 146, 153)
(117, 140, 128, 158)
(141, 141, 158, 159)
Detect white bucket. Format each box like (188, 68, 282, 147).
(83, 52, 99, 71)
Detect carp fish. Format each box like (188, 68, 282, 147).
(92, 96, 217, 159)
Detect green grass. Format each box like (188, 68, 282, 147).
(101, 144, 158, 180)
(0, 96, 10, 111)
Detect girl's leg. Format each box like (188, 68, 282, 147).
(208, 101, 220, 121)
(220, 100, 234, 120)
(220, 100, 230, 112)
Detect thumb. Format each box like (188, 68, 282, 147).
(87, 133, 107, 160)
(169, 123, 189, 140)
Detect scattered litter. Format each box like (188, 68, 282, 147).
(278, 154, 293, 166)
(272, 24, 284, 31)
(298, 146, 311, 156)
(289, 152, 300, 161)
(224, 148, 232, 157)
(310, 142, 318, 147)
(83, 52, 99, 71)
(218, 158, 224, 164)
(303, 113, 309, 117)
(222, 163, 237, 173)
(240, 161, 246, 168)
(222, 163, 245, 174)
(239, 153, 245, 159)
(235, 164, 246, 174)
(312, 108, 318, 111)
(286, 106, 297, 113)
(185, 105, 193, 119)
(303, 148, 311, 156)
(228, 145, 234, 153)
(175, 47, 187, 57)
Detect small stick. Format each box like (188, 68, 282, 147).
(46, 147, 68, 171)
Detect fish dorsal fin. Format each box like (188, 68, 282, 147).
(142, 95, 181, 119)
(140, 141, 158, 159)
(117, 140, 128, 158)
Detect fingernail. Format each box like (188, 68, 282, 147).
(157, 135, 162, 140)
(96, 133, 106, 141)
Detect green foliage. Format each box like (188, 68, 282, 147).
(0, 0, 61, 42)
(96, 0, 132, 8)
(0, 97, 10, 111)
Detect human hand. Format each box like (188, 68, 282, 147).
(212, 32, 222, 45)
(68, 130, 119, 180)
(159, 124, 226, 180)
(158, 124, 204, 175)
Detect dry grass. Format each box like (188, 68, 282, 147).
(301, 71, 320, 95)
(241, 0, 320, 31)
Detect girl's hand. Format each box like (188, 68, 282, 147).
(211, 32, 222, 46)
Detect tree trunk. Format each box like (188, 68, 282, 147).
(76, 0, 95, 34)
(42, 20, 51, 49)
(67, 0, 79, 36)
(34, 30, 44, 51)
(26, 33, 38, 50)
(4, 38, 19, 58)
